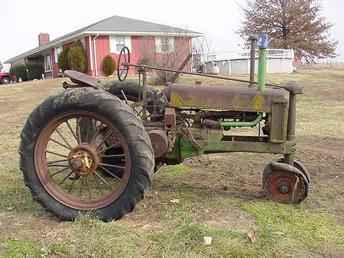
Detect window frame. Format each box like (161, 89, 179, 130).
(44, 55, 52, 72)
(155, 37, 175, 53)
(110, 36, 131, 54)
(54, 46, 63, 64)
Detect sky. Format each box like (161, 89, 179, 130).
(0, 0, 343, 65)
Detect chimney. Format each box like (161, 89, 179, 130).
(38, 33, 50, 46)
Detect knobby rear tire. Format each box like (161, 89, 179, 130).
(19, 88, 154, 221)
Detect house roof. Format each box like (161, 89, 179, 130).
(6, 15, 202, 63)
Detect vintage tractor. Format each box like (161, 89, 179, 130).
(19, 34, 310, 221)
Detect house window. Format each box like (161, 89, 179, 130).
(45, 55, 52, 72)
(110, 36, 131, 54)
(54, 47, 63, 64)
(156, 37, 175, 53)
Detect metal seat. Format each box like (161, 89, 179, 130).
(64, 70, 101, 89)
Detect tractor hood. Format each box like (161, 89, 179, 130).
(164, 84, 289, 112)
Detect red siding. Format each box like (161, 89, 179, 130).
(131, 36, 156, 64)
(94, 35, 110, 76)
(130, 36, 192, 72)
(84, 36, 93, 75)
(52, 35, 193, 77)
(51, 48, 59, 78)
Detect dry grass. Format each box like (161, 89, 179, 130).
(0, 69, 344, 257)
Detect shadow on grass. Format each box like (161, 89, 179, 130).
(0, 169, 45, 216)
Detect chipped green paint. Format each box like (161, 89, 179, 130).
(166, 136, 202, 163)
(258, 48, 267, 92)
(221, 113, 263, 130)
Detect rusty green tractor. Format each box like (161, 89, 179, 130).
(19, 34, 310, 221)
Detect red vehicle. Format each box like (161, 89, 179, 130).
(0, 71, 10, 84)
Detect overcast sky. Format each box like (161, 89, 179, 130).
(0, 0, 343, 64)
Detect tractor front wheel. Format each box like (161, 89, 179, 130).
(262, 161, 309, 204)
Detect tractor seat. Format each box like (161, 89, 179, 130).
(64, 70, 102, 89)
(163, 84, 289, 113)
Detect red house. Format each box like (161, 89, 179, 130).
(5, 15, 202, 78)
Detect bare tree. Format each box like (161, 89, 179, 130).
(137, 32, 193, 84)
(239, 0, 338, 62)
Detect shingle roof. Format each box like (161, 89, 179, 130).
(6, 15, 202, 63)
(86, 15, 201, 34)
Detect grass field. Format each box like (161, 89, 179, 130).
(0, 68, 343, 257)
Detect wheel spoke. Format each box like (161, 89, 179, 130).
(100, 154, 126, 158)
(48, 159, 68, 165)
(55, 128, 73, 149)
(46, 150, 68, 159)
(92, 173, 105, 193)
(79, 176, 84, 196)
(98, 143, 122, 154)
(50, 167, 70, 177)
(98, 165, 122, 181)
(65, 120, 78, 145)
(99, 162, 125, 170)
(49, 138, 72, 150)
(48, 164, 70, 168)
(96, 129, 114, 150)
(59, 171, 74, 185)
(85, 176, 92, 199)
(68, 179, 76, 193)
(90, 123, 104, 144)
(76, 118, 81, 144)
(94, 171, 112, 188)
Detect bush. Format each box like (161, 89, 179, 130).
(26, 64, 44, 80)
(102, 55, 116, 76)
(10, 65, 28, 81)
(68, 41, 88, 73)
(58, 48, 70, 71)
(10, 64, 44, 82)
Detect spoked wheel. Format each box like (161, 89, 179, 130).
(34, 112, 130, 210)
(20, 88, 154, 221)
(263, 162, 309, 204)
(117, 46, 130, 81)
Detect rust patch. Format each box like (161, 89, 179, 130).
(168, 84, 288, 112)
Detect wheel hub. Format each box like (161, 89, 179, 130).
(278, 183, 290, 194)
(68, 145, 99, 176)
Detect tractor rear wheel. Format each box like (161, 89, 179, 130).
(20, 88, 154, 221)
(105, 80, 156, 102)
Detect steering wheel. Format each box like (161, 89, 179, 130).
(117, 46, 131, 81)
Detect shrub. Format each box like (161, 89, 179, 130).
(58, 48, 70, 71)
(68, 41, 88, 73)
(26, 64, 44, 80)
(10, 64, 44, 82)
(10, 65, 28, 81)
(102, 55, 116, 76)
